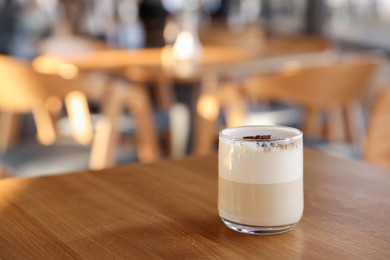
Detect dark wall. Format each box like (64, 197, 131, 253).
(0, 1, 20, 54)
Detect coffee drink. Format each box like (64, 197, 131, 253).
(218, 126, 303, 234)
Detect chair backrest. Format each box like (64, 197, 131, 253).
(0, 55, 94, 147)
(0, 55, 48, 113)
(365, 88, 390, 169)
(0, 55, 59, 146)
(244, 57, 378, 109)
(243, 57, 379, 143)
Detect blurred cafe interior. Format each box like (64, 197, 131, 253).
(1, 0, 390, 178)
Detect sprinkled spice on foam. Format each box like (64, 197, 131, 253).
(243, 135, 271, 140)
(240, 134, 301, 151)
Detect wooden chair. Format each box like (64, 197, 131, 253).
(193, 57, 378, 155)
(365, 88, 390, 169)
(124, 68, 191, 158)
(38, 35, 179, 158)
(0, 55, 160, 177)
(33, 47, 162, 166)
(88, 79, 160, 169)
(244, 57, 379, 146)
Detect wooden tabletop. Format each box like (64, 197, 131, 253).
(34, 46, 250, 71)
(33, 45, 336, 81)
(0, 148, 389, 259)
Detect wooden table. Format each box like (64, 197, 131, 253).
(0, 148, 389, 258)
(33, 45, 337, 157)
(33, 46, 250, 79)
(31, 46, 254, 158)
(33, 45, 335, 80)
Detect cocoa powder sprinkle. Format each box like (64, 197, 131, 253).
(243, 135, 272, 140)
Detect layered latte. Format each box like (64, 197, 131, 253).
(218, 126, 303, 232)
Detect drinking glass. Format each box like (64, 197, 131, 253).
(218, 125, 303, 235)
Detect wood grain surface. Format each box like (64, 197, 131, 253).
(0, 148, 389, 259)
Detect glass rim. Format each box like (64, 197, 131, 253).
(219, 125, 303, 143)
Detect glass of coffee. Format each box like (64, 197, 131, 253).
(218, 125, 303, 235)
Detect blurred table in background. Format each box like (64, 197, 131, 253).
(33, 39, 336, 156)
(33, 40, 334, 109)
(34, 36, 331, 78)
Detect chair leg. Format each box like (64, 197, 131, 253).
(218, 81, 247, 127)
(0, 112, 21, 152)
(346, 100, 365, 148)
(193, 73, 221, 155)
(326, 105, 347, 143)
(193, 109, 219, 155)
(155, 76, 175, 112)
(32, 104, 57, 145)
(0, 164, 7, 178)
(126, 85, 161, 163)
(169, 103, 190, 158)
(303, 107, 323, 140)
(65, 91, 93, 145)
(89, 83, 124, 170)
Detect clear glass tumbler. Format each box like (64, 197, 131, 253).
(218, 125, 303, 235)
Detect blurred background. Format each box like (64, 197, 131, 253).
(1, 0, 390, 178)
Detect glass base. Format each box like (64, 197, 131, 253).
(221, 218, 295, 235)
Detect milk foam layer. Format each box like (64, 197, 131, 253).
(219, 126, 303, 184)
(220, 126, 300, 139)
